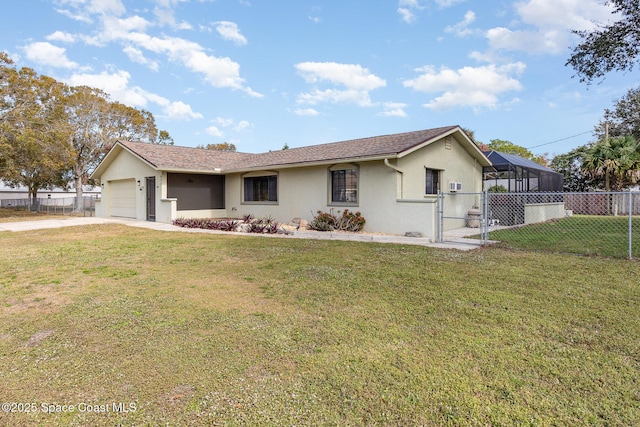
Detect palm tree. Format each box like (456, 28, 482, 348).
(582, 135, 640, 191)
(582, 135, 640, 215)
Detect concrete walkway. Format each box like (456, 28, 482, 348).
(0, 217, 488, 251)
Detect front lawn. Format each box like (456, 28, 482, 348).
(488, 215, 640, 259)
(0, 225, 638, 425)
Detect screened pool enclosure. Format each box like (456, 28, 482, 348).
(482, 151, 563, 193)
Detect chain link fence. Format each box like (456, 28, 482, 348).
(439, 191, 639, 260)
(0, 196, 97, 217)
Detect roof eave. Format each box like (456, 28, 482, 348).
(224, 154, 400, 173)
(156, 167, 225, 174)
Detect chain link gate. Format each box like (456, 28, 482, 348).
(436, 190, 637, 259)
(436, 191, 489, 244)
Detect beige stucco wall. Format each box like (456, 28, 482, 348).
(224, 165, 342, 222)
(397, 135, 484, 232)
(398, 135, 483, 198)
(524, 202, 566, 224)
(218, 161, 438, 238)
(95, 148, 165, 221)
(215, 134, 482, 239)
(96, 133, 484, 240)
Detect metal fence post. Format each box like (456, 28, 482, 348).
(482, 190, 489, 245)
(436, 190, 442, 243)
(629, 190, 633, 260)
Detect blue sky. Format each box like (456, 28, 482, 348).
(2, 0, 639, 157)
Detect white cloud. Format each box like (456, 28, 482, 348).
(379, 102, 408, 117)
(444, 10, 476, 37)
(22, 42, 79, 69)
(436, 0, 467, 7)
(66, 69, 202, 121)
(397, 8, 416, 24)
(403, 63, 526, 110)
(67, 69, 148, 106)
(485, 0, 616, 55)
(215, 21, 247, 45)
(123, 46, 159, 71)
(294, 108, 320, 116)
(210, 117, 252, 132)
(54, 0, 260, 97)
(205, 126, 224, 138)
(486, 27, 566, 55)
(214, 117, 235, 127)
(66, 70, 132, 102)
(55, 7, 94, 24)
(86, 0, 126, 16)
(163, 100, 202, 121)
(46, 31, 76, 43)
(121, 33, 262, 97)
(397, 0, 425, 23)
(296, 62, 385, 89)
(298, 89, 376, 107)
(95, 15, 153, 44)
(295, 62, 386, 107)
(54, 0, 126, 22)
(516, 0, 613, 31)
(399, 0, 422, 7)
(146, 0, 192, 28)
(233, 120, 251, 132)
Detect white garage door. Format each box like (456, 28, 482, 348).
(109, 179, 136, 218)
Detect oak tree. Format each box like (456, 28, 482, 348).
(1, 59, 73, 200)
(566, 0, 640, 83)
(594, 86, 640, 141)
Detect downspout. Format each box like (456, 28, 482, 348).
(384, 158, 404, 199)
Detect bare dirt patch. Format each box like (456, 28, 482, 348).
(24, 329, 55, 347)
(2, 285, 73, 315)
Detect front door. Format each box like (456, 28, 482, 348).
(146, 176, 156, 221)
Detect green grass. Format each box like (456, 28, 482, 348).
(0, 224, 639, 426)
(487, 215, 640, 259)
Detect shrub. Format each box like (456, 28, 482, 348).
(172, 215, 279, 234)
(308, 209, 366, 232)
(488, 184, 508, 193)
(172, 218, 222, 229)
(337, 209, 366, 232)
(246, 216, 280, 234)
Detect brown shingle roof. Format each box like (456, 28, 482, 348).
(118, 141, 253, 171)
(233, 126, 459, 170)
(117, 125, 461, 172)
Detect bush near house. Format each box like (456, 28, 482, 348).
(487, 184, 508, 193)
(172, 215, 279, 234)
(308, 209, 366, 232)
